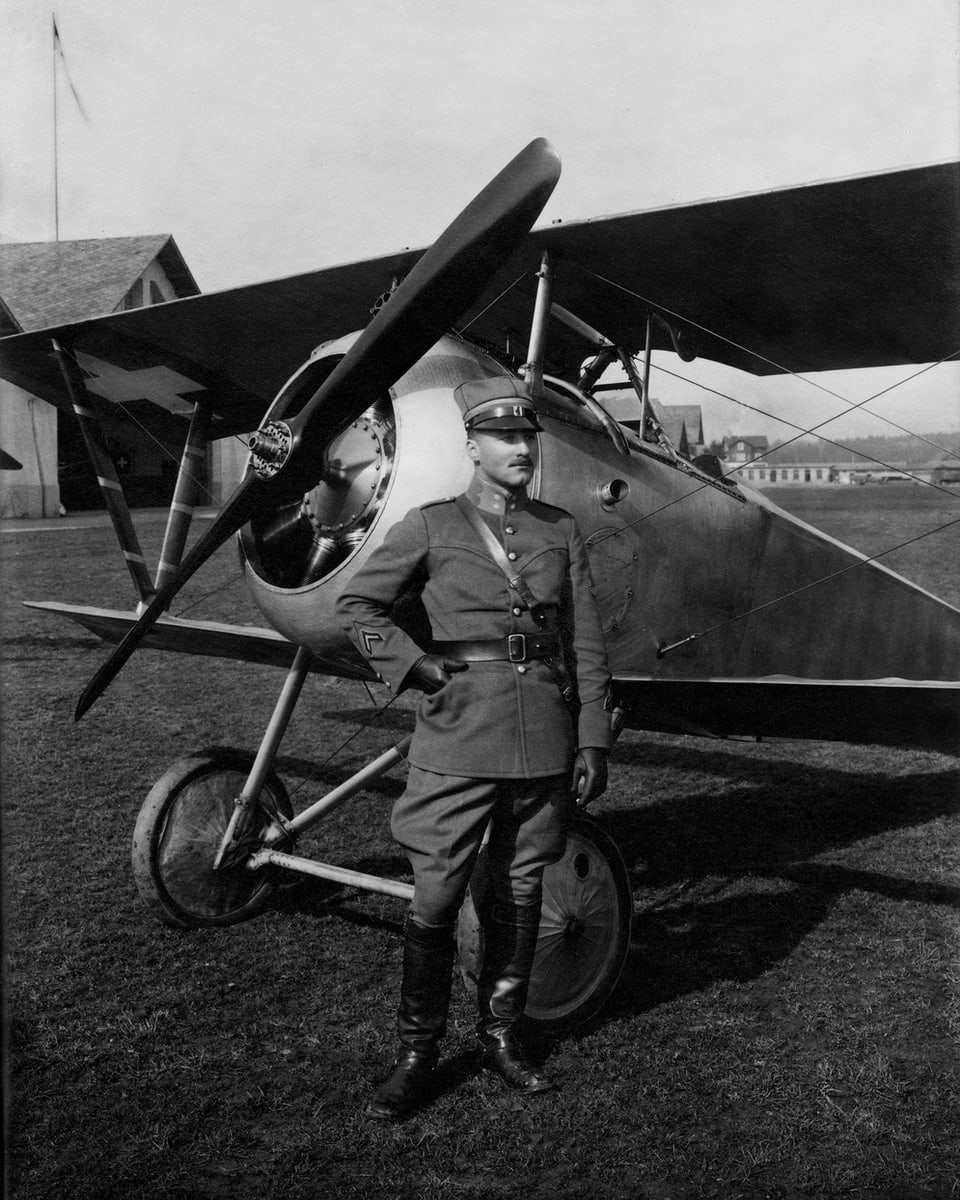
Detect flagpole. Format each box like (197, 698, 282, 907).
(52, 13, 59, 242)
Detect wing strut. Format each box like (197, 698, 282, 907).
(155, 401, 214, 593)
(53, 340, 156, 605)
(74, 137, 562, 720)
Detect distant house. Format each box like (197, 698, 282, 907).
(596, 390, 706, 459)
(659, 405, 705, 458)
(0, 236, 200, 517)
(915, 454, 960, 485)
(722, 434, 769, 464)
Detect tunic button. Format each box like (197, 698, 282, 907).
(512, 606, 522, 616)
(507, 551, 517, 561)
(517, 664, 527, 674)
(505, 526, 515, 535)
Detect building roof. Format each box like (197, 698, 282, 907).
(591, 394, 705, 454)
(661, 404, 704, 448)
(0, 293, 21, 336)
(0, 235, 200, 331)
(724, 433, 769, 451)
(919, 453, 960, 469)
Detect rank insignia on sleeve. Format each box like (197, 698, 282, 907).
(360, 628, 385, 656)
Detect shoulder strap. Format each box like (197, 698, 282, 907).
(456, 496, 578, 710)
(454, 494, 540, 612)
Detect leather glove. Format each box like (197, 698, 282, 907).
(571, 747, 608, 806)
(406, 654, 468, 695)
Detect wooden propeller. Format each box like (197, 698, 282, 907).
(75, 138, 561, 719)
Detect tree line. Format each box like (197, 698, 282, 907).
(705, 432, 960, 465)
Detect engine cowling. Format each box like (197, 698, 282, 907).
(238, 333, 518, 658)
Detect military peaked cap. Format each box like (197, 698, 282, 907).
(455, 377, 543, 433)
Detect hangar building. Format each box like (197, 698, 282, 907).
(0, 236, 200, 517)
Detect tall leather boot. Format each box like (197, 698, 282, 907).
(366, 917, 456, 1121)
(476, 899, 556, 1094)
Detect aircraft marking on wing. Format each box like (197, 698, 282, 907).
(76, 351, 206, 416)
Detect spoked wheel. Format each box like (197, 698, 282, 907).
(132, 748, 293, 929)
(457, 812, 633, 1033)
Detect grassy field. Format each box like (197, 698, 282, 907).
(3, 486, 958, 1200)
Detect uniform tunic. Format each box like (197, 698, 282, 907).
(337, 474, 612, 778)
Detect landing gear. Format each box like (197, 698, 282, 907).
(131, 749, 293, 929)
(132, 735, 631, 1031)
(457, 812, 633, 1033)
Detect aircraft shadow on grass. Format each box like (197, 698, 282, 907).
(600, 745, 959, 1024)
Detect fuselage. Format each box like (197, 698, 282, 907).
(239, 333, 960, 686)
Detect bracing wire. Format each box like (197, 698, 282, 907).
(566, 269, 960, 650)
(658, 512, 960, 658)
(171, 571, 245, 618)
(283, 684, 406, 800)
(575, 261, 960, 461)
(589, 343, 960, 553)
(459, 271, 531, 332)
(60, 343, 257, 613)
(648, 359, 960, 501)
(59, 343, 253, 510)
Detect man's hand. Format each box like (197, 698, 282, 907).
(571, 748, 608, 806)
(406, 654, 468, 695)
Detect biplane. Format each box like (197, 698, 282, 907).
(2, 139, 958, 1030)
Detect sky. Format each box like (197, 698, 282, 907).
(2, 0, 959, 447)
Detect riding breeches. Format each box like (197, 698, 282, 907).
(391, 766, 571, 928)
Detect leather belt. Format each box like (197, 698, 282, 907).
(431, 633, 561, 663)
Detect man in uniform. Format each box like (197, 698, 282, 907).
(336, 376, 612, 1120)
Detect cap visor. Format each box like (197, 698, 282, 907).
(468, 416, 542, 432)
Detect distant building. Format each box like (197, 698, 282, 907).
(0, 236, 199, 517)
(729, 456, 960, 488)
(659, 405, 705, 458)
(834, 464, 908, 485)
(597, 390, 707, 459)
(734, 462, 836, 486)
(722, 434, 769, 464)
(915, 454, 960, 485)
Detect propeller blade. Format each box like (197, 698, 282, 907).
(283, 136, 562, 478)
(75, 478, 267, 719)
(75, 137, 561, 720)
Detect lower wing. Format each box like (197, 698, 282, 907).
(612, 674, 960, 754)
(24, 601, 374, 682)
(27, 603, 959, 752)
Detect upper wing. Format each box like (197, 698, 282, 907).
(1, 161, 957, 434)
(465, 160, 960, 378)
(0, 247, 423, 437)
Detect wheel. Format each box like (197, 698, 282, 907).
(132, 748, 293, 929)
(457, 811, 633, 1032)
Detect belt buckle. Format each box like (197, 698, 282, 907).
(507, 633, 527, 662)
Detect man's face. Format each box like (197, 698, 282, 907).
(466, 427, 538, 492)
